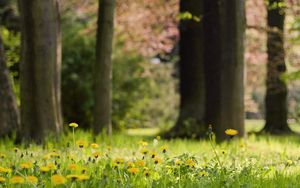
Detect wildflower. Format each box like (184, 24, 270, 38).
(161, 145, 168, 153)
(114, 158, 125, 165)
(68, 164, 78, 170)
(199, 171, 209, 177)
(91, 143, 99, 149)
(69, 122, 78, 128)
(10, 176, 25, 184)
(128, 167, 139, 175)
(0, 177, 5, 183)
(40, 166, 50, 172)
(135, 160, 145, 167)
(20, 162, 33, 169)
(51, 175, 66, 186)
(186, 159, 196, 168)
(225, 129, 238, 136)
(76, 140, 87, 148)
(66, 174, 79, 181)
(222, 150, 227, 155)
(49, 152, 61, 158)
(286, 160, 293, 166)
(0, 166, 11, 173)
(27, 176, 38, 185)
(47, 163, 57, 170)
(175, 159, 182, 166)
(153, 157, 162, 164)
(0, 154, 6, 158)
(140, 148, 149, 155)
(92, 152, 101, 159)
(13, 148, 19, 153)
(143, 170, 151, 177)
(127, 161, 135, 167)
(150, 152, 156, 158)
(138, 141, 148, 147)
(77, 175, 90, 181)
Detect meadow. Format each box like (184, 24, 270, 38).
(0, 120, 300, 187)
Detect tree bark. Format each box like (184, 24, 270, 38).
(18, 0, 62, 143)
(203, 0, 245, 140)
(263, 0, 290, 134)
(166, 0, 205, 138)
(0, 33, 20, 137)
(93, 0, 115, 135)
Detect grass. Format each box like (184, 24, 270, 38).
(0, 120, 300, 187)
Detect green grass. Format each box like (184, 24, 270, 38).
(1, 121, 300, 187)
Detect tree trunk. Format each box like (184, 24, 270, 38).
(263, 0, 290, 134)
(18, 0, 62, 143)
(166, 0, 205, 138)
(93, 0, 115, 135)
(0, 33, 20, 137)
(203, 0, 245, 140)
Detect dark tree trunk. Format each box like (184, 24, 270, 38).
(18, 0, 62, 143)
(93, 0, 115, 135)
(0, 33, 20, 136)
(203, 0, 245, 140)
(166, 0, 205, 138)
(263, 0, 290, 134)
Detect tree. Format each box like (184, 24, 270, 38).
(203, 0, 245, 140)
(166, 0, 205, 138)
(0, 32, 19, 137)
(93, 0, 115, 135)
(263, 0, 290, 133)
(18, 0, 62, 142)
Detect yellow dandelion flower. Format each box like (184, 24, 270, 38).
(199, 171, 209, 177)
(128, 167, 139, 175)
(143, 170, 151, 177)
(20, 162, 33, 169)
(66, 174, 79, 181)
(0, 166, 11, 173)
(114, 158, 125, 164)
(135, 160, 145, 167)
(127, 161, 135, 167)
(0, 154, 6, 158)
(286, 160, 293, 166)
(225, 129, 238, 136)
(90, 143, 99, 149)
(140, 148, 149, 155)
(0, 177, 5, 183)
(76, 140, 87, 148)
(150, 152, 156, 158)
(77, 175, 89, 181)
(47, 163, 57, 170)
(138, 141, 148, 146)
(51, 175, 66, 186)
(40, 166, 50, 172)
(68, 164, 78, 170)
(175, 159, 182, 166)
(27, 176, 38, 185)
(92, 152, 101, 159)
(69, 122, 78, 128)
(186, 159, 196, 168)
(49, 152, 61, 158)
(153, 157, 162, 164)
(10, 176, 25, 184)
(13, 148, 19, 153)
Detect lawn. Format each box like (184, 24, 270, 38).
(0, 120, 300, 187)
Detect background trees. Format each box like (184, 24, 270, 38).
(18, 0, 62, 142)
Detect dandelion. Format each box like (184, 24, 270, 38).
(66, 174, 79, 181)
(199, 171, 209, 177)
(160, 145, 168, 153)
(68, 163, 78, 170)
(92, 152, 101, 159)
(0, 177, 5, 183)
(186, 159, 196, 168)
(128, 167, 139, 175)
(20, 162, 33, 169)
(76, 140, 87, 148)
(51, 175, 66, 186)
(91, 143, 99, 149)
(138, 141, 148, 147)
(69, 122, 78, 147)
(175, 159, 182, 166)
(140, 148, 149, 155)
(127, 161, 135, 167)
(286, 160, 293, 166)
(153, 157, 162, 164)
(0, 154, 6, 158)
(13, 148, 19, 153)
(47, 163, 57, 170)
(40, 166, 50, 173)
(135, 160, 145, 167)
(0, 167, 11, 173)
(69, 122, 78, 128)
(114, 158, 125, 165)
(27, 176, 38, 185)
(77, 175, 90, 181)
(10, 176, 25, 184)
(150, 152, 156, 158)
(225, 129, 238, 137)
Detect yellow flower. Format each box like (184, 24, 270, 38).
(138, 141, 148, 146)
(92, 152, 101, 159)
(186, 159, 196, 168)
(160, 145, 168, 153)
(225, 129, 238, 136)
(13, 148, 19, 153)
(153, 157, 162, 164)
(150, 152, 156, 158)
(47, 163, 57, 170)
(40, 166, 50, 172)
(69, 122, 78, 128)
(135, 160, 145, 167)
(127, 161, 135, 167)
(51, 175, 66, 186)
(0, 166, 11, 173)
(128, 167, 139, 175)
(175, 159, 182, 166)
(68, 164, 78, 170)
(91, 143, 99, 149)
(199, 171, 209, 177)
(114, 158, 125, 164)
(20, 162, 33, 169)
(66, 174, 79, 181)
(140, 148, 149, 155)
(143, 170, 151, 177)
(27, 176, 38, 185)
(286, 160, 293, 166)
(0, 154, 6, 158)
(10, 176, 25, 184)
(49, 152, 61, 158)
(0, 177, 5, 183)
(76, 140, 87, 148)
(77, 175, 90, 181)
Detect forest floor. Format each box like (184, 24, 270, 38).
(1, 120, 300, 187)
